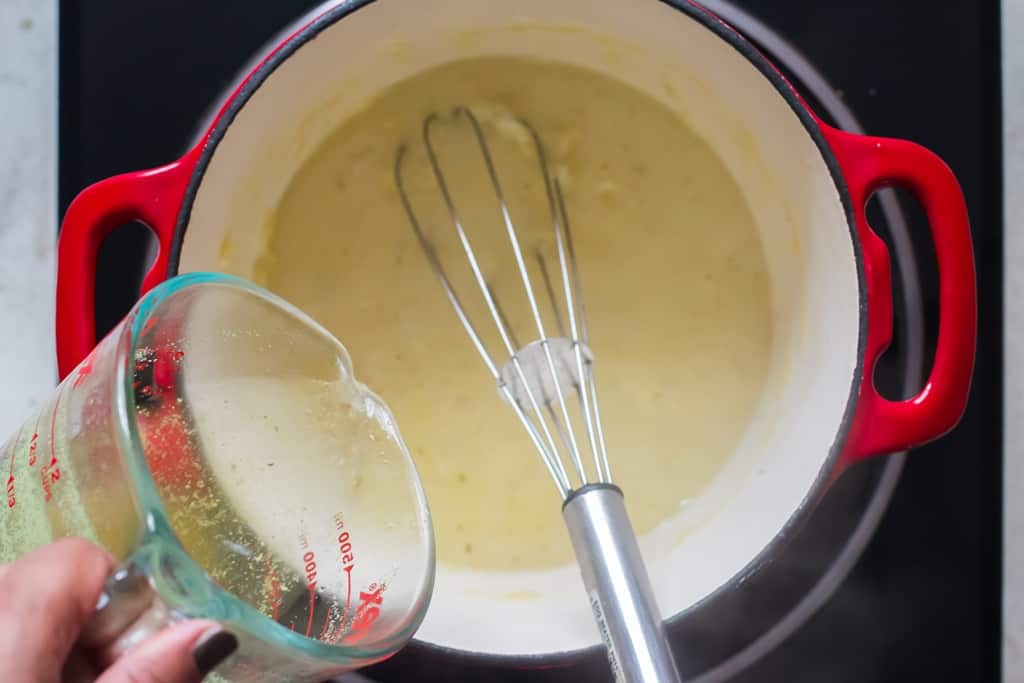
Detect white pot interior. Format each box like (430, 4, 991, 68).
(178, 0, 860, 657)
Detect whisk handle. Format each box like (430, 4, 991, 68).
(563, 484, 682, 683)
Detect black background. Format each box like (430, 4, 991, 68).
(58, 1, 1002, 680)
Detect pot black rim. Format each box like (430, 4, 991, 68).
(165, 0, 867, 666)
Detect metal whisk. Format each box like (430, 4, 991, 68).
(395, 107, 682, 683)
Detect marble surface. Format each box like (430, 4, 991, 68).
(0, 0, 1017, 679)
(0, 0, 57, 439)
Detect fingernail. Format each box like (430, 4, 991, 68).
(192, 627, 238, 675)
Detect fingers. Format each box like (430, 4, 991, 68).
(0, 542, 237, 683)
(0, 538, 115, 682)
(94, 621, 237, 683)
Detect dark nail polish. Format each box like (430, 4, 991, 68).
(193, 629, 238, 675)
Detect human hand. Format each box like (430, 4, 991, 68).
(0, 538, 238, 682)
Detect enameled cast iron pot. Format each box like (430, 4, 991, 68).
(55, 0, 977, 676)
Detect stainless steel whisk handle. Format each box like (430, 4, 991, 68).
(563, 484, 683, 683)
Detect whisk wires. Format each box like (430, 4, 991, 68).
(395, 107, 612, 498)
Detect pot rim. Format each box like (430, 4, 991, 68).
(165, 0, 868, 663)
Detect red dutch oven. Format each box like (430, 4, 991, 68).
(55, 0, 976, 677)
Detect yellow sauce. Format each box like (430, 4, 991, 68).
(264, 56, 772, 571)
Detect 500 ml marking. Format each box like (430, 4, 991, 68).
(326, 513, 358, 643)
(267, 516, 385, 644)
(291, 515, 367, 642)
(336, 513, 356, 574)
(315, 513, 379, 644)
(332, 513, 386, 644)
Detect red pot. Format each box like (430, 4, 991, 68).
(55, 0, 977, 670)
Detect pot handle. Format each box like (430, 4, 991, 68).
(823, 127, 976, 462)
(56, 161, 191, 380)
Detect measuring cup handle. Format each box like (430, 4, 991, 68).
(57, 159, 193, 379)
(78, 564, 175, 667)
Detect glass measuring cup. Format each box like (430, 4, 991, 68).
(0, 272, 435, 682)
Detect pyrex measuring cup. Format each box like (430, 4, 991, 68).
(0, 272, 435, 682)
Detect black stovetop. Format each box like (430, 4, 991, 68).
(58, 1, 1003, 680)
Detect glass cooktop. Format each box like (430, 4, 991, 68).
(59, 1, 1002, 680)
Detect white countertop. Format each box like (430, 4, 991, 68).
(0, 0, 1018, 678)
(0, 0, 56, 438)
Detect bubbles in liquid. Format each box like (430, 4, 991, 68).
(139, 372, 426, 645)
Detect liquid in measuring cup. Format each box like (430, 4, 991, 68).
(138, 366, 426, 646)
(0, 338, 429, 649)
(2, 273, 434, 682)
(0, 348, 140, 563)
(1, 397, 80, 555)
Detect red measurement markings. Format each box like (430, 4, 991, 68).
(5, 427, 22, 509)
(335, 514, 356, 575)
(317, 605, 335, 642)
(346, 582, 386, 644)
(27, 417, 39, 467)
(263, 556, 283, 623)
(298, 532, 319, 638)
(302, 550, 318, 637)
(72, 351, 95, 389)
(327, 513, 385, 644)
(40, 388, 63, 502)
(333, 514, 356, 629)
(141, 315, 159, 336)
